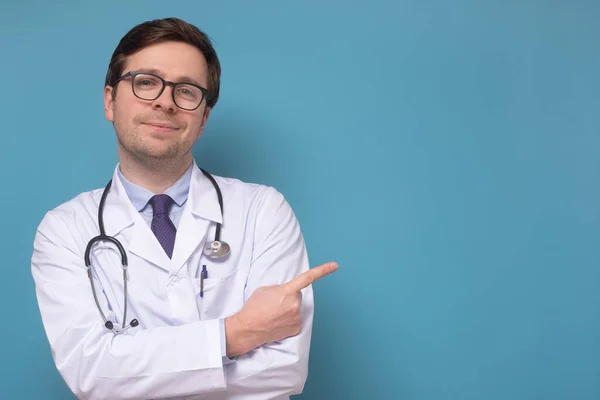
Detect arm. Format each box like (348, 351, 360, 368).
(31, 211, 227, 400)
(216, 187, 316, 399)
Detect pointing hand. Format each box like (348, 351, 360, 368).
(225, 262, 339, 357)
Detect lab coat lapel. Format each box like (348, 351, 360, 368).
(102, 166, 135, 237)
(170, 164, 223, 271)
(128, 213, 171, 270)
(103, 165, 171, 271)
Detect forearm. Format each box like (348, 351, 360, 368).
(211, 319, 313, 400)
(50, 319, 226, 399)
(220, 342, 311, 399)
(217, 291, 314, 399)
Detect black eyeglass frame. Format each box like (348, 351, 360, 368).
(112, 71, 209, 111)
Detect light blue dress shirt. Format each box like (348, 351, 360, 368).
(117, 164, 232, 363)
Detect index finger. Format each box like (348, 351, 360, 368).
(284, 262, 339, 293)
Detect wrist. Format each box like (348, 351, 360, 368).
(224, 314, 263, 358)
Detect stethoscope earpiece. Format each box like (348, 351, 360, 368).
(104, 318, 138, 332)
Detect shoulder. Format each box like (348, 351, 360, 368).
(34, 186, 104, 238)
(205, 172, 287, 205)
(205, 172, 298, 223)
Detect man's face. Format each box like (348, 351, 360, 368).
(104, 41, 211, 165)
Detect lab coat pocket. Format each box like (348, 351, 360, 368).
(195, 263, 246, 320)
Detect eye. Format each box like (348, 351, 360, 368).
(133, 75, 161, 90)
(176, 85, 200, 100)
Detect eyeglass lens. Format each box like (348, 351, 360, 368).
(133, 73, 203, 109)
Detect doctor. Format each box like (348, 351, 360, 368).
(31, 17, 338, 400)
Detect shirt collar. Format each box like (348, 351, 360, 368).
(116, 163, 193, 211)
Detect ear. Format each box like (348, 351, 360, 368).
(104, 86, 115, 122)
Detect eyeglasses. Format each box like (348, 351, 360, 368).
(112, 71, 208, 111)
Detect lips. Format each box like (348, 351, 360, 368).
(141, 121, 181, 134)
(143, 121, 179, 129)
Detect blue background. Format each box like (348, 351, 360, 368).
(1, 1, 599, 399)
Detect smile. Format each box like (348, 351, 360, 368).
(143, 122, 179, 132)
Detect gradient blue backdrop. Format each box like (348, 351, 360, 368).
(1, 1, 599, 399)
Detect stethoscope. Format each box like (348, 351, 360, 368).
(84, 168, 230, 334)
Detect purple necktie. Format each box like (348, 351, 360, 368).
(150, 194, 176, 259)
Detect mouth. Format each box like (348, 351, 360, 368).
(142, 121, 180, 133)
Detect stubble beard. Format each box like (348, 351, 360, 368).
(115, 124, 191, 173)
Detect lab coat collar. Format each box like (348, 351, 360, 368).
(169, 161, 223, 271)
(102, 161, 223, 271)
(187, 161, 223, 225)
(102, 166, 137, 237)
(116, 163, 192, 211)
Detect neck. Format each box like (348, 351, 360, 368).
(118, 148, 192, 194)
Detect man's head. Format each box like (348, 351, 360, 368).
(103, 18, 221, 168)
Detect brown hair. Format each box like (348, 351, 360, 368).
(104, 17, 221, 108)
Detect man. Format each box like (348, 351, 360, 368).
(31, 17, 338, 400)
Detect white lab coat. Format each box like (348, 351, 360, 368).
(31, 162, 314, 400)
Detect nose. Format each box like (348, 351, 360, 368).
(151, 85, 177, 113)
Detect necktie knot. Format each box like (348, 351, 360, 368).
(150, 194, 174, 216)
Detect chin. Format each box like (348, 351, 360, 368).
(122, 142, 180, 162)
(118, 132, 191, 163)
(144, 148, 182, 160)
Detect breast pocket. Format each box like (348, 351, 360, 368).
(193, 258, 247, 319)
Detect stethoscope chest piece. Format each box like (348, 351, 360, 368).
(203, 240, 231, 259)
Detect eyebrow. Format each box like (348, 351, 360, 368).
(136, 68, 205, 87)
